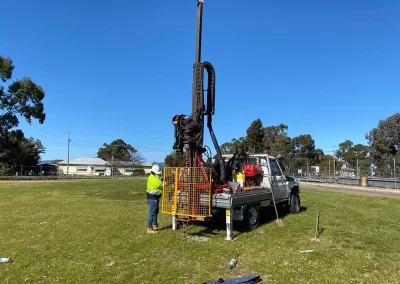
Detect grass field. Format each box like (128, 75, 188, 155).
(1, 180, 399, 284)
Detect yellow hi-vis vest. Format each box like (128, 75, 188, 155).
(146, 174, 163, 196)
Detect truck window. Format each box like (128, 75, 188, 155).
(233, 157, 258, 171)
(259, 158, 267, 165)
(269, 159, 282, 176)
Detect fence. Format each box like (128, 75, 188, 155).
(299, 176, 399, 190)
(0, 165, 147, 180)
(290, 158, 400, 181)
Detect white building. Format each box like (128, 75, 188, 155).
(57, 158, 157, 176)
(57, 157, 110, 176)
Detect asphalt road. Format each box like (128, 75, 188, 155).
(302, 182, 400, 199)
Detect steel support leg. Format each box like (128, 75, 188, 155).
(172, 214, 178, 230)
(225, 208, 233, 241)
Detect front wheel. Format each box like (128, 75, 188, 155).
(244, 204, 259, 231)
(289, 193, 301, 214)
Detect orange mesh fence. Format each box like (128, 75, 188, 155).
(162, 167, 212, 218)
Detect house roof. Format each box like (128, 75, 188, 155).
(57, 158, 161, 167)
(58, 157, 109, 166)
(105, 161, 155, 167)
(39, 160, 59, 165)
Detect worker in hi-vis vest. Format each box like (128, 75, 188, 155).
(146, 164, 163, 234)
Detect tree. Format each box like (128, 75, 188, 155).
(336, 140, 354, 162)
(97, 139, 136, 162)
(292, 134, 316, 159)
(220, 137, 246, 154)
(263, 123, 292, 157)
(130, 150, 146, 166)
(290, 134, 325, 171)
(366, 113, 400, 173)
(313, 148, 325, 164)
(165, 152, 186, 167)
(334, 140, 370, 175)
(246, 119, 264, 153)
(0, 57, 45, 129)
(0, 129, 45, 171)
(0, 56, 46, 169)
(317, 154, 343, 176)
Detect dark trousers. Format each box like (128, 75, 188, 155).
(147, 199, 159, 228)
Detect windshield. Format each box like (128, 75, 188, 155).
(233, 157, 257, 172)
(269, 158, 283, 176)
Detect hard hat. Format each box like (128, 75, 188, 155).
(151, 164, 162, 175)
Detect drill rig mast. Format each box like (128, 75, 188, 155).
(172, 0, 227, 184)
(163, 1, 302, 240)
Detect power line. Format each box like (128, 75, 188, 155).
(70, 142, 171, 153)
(140, 148, 172, 152)
(73, 133, 173, 147)
(135, 133, 173, 144)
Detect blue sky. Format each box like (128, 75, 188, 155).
(2, 0, 399, 162)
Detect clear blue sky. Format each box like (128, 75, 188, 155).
(2, 0, 399, 162)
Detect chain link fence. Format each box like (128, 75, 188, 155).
(0, 165, 147, 180)
(286, 158, 399, 179)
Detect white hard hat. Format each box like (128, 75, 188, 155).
(151, 164, 162, 175)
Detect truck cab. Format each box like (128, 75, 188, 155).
(219, 153, 301, 230)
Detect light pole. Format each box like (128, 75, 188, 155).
(332, 145, 336, 177)
(67, 132, 71, 176)
(394, 158, 397, 189)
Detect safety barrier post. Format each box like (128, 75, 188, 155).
(172, 167, 179, 230)
(225, 207, 233, 241)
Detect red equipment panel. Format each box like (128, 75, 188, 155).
(243, 165, 263, 177)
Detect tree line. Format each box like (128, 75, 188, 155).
(166, 115, 400, 177)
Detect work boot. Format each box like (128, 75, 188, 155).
(147, 228, 159, 234)
(152, 225, 160, 231)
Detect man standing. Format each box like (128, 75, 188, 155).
(146, 164, 163, 234)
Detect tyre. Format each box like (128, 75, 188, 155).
(289, 193, 301, 214)
(244, 204, 259, 231)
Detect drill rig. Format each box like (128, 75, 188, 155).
(171, 0, 227, 184)
(162, 0, 236, 226)
(162, 0, 301, 239)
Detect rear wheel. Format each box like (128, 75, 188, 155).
(289, 193, 301, 213)
(244, 204, 259, 231)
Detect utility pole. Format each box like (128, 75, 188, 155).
(356, 159, 359, 176)
(329, 160, 331, 177)
(394, 158, 397, 189)
(307, 160, 309, 177)
(333, 145, 336, 177)
(111, 154, 114, 177)
(67, 132, 71, 175)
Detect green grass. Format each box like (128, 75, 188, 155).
(1, 180, 400, 283)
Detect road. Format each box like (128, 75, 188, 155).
(301, 182, 400, 199)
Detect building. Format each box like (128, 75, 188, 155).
(57, 157, 110, 176)
(57, 158, 158, 176)
(341, 164, 356, 177)
(109, 161, 155, 176)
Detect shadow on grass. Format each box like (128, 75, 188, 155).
(159, 225, 173, 231)
(177, 221, 225, 238)
(258, 204, 308, 226)
(170, 204, 309, 239)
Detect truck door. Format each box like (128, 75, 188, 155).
(259, 157, 270, 187)
(268, 158, 290, 202)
